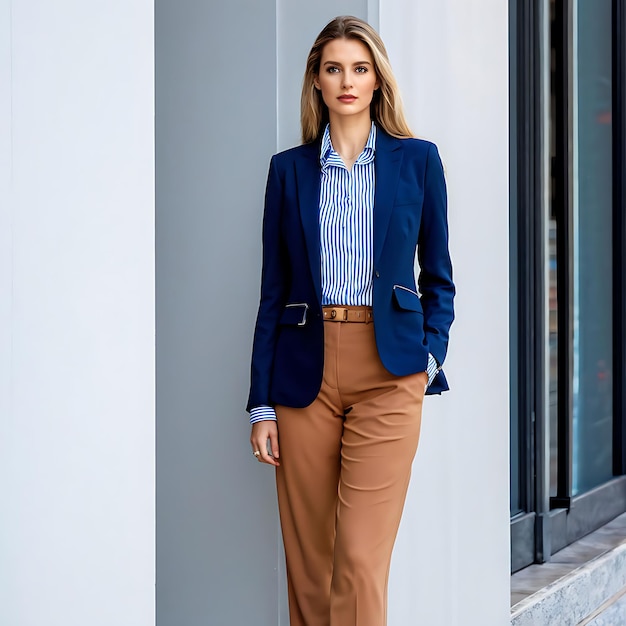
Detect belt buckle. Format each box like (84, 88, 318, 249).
(328, 308, 346, 321)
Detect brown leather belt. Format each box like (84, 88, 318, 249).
(322, 305, 373, 323)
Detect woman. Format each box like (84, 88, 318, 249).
(247, 15, 454, 626)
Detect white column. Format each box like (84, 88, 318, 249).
(379, 1, 511, 624)
(0, 2, 155, 625)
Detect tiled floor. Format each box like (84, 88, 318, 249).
(511, 512, 626, 608)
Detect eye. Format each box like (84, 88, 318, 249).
(355, 66, 369, 73)
(326, 66, 340, 73)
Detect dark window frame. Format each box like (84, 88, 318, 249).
(510, 0, 546, 573)
(613, 0, 626, 478)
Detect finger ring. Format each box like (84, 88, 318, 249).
(253, 450, 261, 458)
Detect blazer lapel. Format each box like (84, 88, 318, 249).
(295, 146, 322, 303)
(374, 131, 403, 265)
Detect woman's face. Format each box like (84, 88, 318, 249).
(314, 38, 379, 124)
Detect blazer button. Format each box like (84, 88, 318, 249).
(375, 270, 380, 278)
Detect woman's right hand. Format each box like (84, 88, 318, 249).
(250, 420, 280, 467)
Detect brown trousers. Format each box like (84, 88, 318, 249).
(275, 314, 427, 626)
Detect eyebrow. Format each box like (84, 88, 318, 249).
(323, 60, 372, 66)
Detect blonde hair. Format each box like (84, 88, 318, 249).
(301, 15, 413, 143)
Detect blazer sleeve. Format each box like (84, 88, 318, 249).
(246, 156, 288, 412)
(417, 143, 455, 367)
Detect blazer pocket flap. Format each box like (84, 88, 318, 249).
(392, 285, 423, 313)
(279, 303, 309, 325)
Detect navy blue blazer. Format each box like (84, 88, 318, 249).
(247, 127, 455, 412)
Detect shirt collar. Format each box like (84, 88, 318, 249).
(320, 122, 377, 169)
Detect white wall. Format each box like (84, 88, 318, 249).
(380, 2, 511, 625)
(0, 2, 155, 625)
(154, 1, 282, 624)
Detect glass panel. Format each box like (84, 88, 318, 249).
(571, 0, 613, 495)
(549, 216, 558, 497)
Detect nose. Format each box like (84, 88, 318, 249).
(341, 72, 353, 89)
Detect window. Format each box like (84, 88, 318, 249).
(510, 0, 626, 573)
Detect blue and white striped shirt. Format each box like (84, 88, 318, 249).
(250, 123, 439, 424)
(319, 122, 376, 306)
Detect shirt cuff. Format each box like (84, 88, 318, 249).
(249, 405, 277, 424)
(426, 353, 440, 388)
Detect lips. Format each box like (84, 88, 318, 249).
(338, 95, 357, 103)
